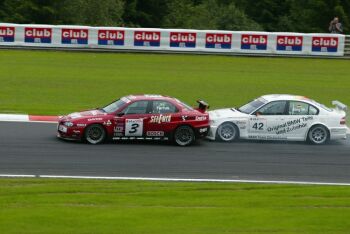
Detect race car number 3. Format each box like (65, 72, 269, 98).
(125, 119, 143, 136)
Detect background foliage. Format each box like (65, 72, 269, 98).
(0, 0, 349, 33)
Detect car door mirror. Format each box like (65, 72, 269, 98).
(116, 112, 125, 117)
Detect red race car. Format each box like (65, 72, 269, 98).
(58, 95, 210, 146)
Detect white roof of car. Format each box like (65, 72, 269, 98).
(261, 94, 311, 102)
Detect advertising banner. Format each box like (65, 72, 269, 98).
(0, 23, 345, 57)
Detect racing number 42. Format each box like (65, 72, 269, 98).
(252, 122, 264, 130)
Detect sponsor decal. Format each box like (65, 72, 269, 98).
(182, 116, 188, 121)
(69, 113, 82, 119)
(114, 123, 124, 133)
(276, 35, 303, 51)
(0, 26, 15, 42)
(241, 34, 267, 50)
(199, 128, 208, 133)
(312, 37, 338, 52)
(267, 116, 313, 135)
(235, 120, 247, 129)
(58, 125, 67, 133)
(61, 28, 88, 44)
(103, 120, 112, 126)
(205, 33, 232, 49)
(195, 116, 207, 121)
(77, 124, 86, 127)
(88, 118, 103, 121)
(90, 110, 99, 116)
(248, 135, 287, 140)
(134, 31, 160, 47)
(170, 32, 196, 48)
(24, 27, 52, 43)
(98, 29, 124, 46)
(114, 126, 124, 132)
(150, 115, 171, 124)
(144, 95, 163, 98)
(146, 131, 164, 137)
(73, 130, 81, 134)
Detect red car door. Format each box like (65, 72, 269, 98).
(146, 100, 181, 138)
(113, 100, 152, 138)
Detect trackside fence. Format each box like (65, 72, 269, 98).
(0, 23, 348, 58)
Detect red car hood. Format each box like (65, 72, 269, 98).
(62, 109, 108, 121)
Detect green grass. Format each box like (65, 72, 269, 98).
(0, 178, 350, 234)
(0, 49, 349, 115)
(1, 51, 350, 233)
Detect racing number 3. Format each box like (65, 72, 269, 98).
(129, 123, 139, 134)
(125, 119, 143, 136)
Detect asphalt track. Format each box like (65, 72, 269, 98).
(1, 122, 350, 183)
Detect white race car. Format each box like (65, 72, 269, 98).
(207, 94, 348, 144)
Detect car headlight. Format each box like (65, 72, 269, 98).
(63, 121, 74, 127)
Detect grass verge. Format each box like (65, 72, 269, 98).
(1, 178, 350, 234)
(0, 49, 349, 115)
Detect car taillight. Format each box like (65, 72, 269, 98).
(340, 117, 346, 125)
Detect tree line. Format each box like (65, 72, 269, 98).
(0, 0, 349, 33)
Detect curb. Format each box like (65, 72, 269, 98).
(0, 114, 58, 123)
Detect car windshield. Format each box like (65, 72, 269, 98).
(102, 98, 127, 113)
(238, 98, 267, 114)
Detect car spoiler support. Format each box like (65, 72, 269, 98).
(332, 100, 348, 111)
(197, 100, 209, 112)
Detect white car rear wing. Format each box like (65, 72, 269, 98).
(332, 100, 347, 111)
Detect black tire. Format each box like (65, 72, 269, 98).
(216, 122, 239, 142)
(307, 125, 329, 145)
(174, 125, 195, 146)
(84, 124, 106, 144)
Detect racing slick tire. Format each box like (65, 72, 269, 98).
(307, 125, 329, 145)
(216, 122, 239, 142)
(84, 124, 106, 144)
(174, 125, 195, 146)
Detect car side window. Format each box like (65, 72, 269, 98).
(152, 101, 178, 114)
(288, 101, 309, 115)
(289, 101, 318, 115)
(123, 101, 149, 115)
(257, 101, 287, 115)
(309, 105, 318, 115)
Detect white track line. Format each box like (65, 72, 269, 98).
(1, 174, 350, 186)
(0, 114, 29, 122)
(0, 174, 36, 178)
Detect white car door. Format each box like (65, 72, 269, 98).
(282, 101, 319, 140)
(248, 101, 288, 140)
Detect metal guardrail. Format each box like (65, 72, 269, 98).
(345, 35, 350, 57)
